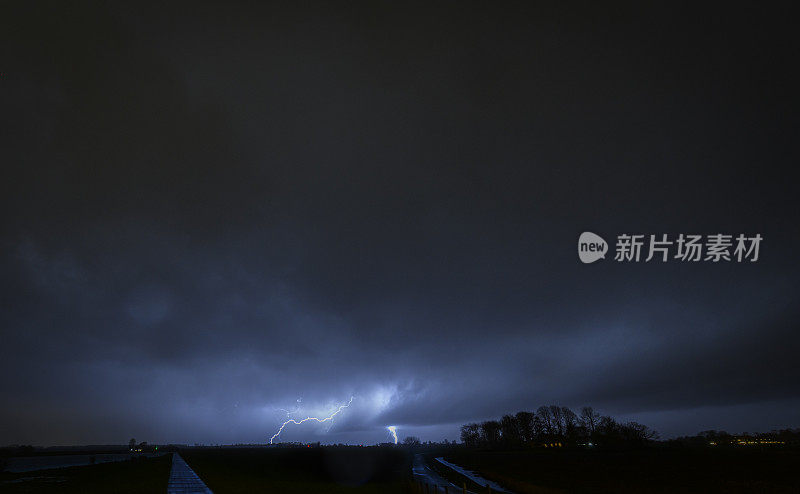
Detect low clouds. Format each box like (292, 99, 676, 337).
(2, 2, 799, 445)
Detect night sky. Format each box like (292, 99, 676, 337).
(2, 2, 799, 446)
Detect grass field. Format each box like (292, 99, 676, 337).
(0, 454, 171, 493)
(4, 445, 796, 493)
(181, 446, 411, 493)
(442, 447, 800, 494)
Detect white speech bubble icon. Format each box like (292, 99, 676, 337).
(578, 232, 608, 264)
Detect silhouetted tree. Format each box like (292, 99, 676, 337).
(579, 407, 600, 435)
(480, 420, 501, 445)
(459, 406, 659, 449)
(500, 414, 521, 446)
(549, 406, 565, 437)
(594, 416, 628, 446)
(532, 415, 545, 439)
(402, 436, 421, 447)
(516, 411, 535, 443)
(598, 415, 618, 436)
(536, 406, 554, 437)
(619, 422, 659, 444)
(460, 423, 481, 447)
(562, 407, 578, 440)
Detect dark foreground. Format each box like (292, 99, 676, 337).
(3, 446, 800, 493)
(442, 447, 800, 494)
(0, 448, 412, 493)
(0, 454, 171, 493)
(180, 447, 410, 494)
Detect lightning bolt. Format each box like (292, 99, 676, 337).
(269, 397, 353, 444)
(386, 425, 398, 444)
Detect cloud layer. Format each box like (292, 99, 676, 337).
(1, 2, 799, 445)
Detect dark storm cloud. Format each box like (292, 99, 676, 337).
(1, 2, 799, 445)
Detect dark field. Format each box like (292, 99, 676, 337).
(443, 448, 800, 494)
(0, 454, 171, 493)
(181, 446, 411, 493)
(3, 445, 799, 493)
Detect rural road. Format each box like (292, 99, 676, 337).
(412, 454, 478, 493)
(167, 454, 213, 494)
(434, 457, 513, 493)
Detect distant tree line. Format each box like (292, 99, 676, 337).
(460, 406, 658, 448)
(669, 428, 800, 448)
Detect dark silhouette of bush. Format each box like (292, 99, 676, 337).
(402, 436, 421, 447)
